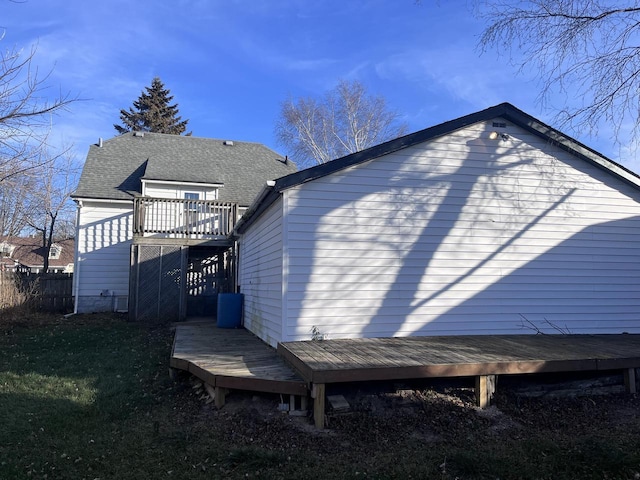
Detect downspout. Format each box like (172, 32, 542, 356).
(234, 241, 240, 293)
(72, 200, 83, 314)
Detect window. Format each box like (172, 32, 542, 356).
(184, 192, 202, 213)
(183, 193, 201, 233)
(184, 192, 199, 212)
(49, 244, 62, 260)
(0, 243, 14, 258)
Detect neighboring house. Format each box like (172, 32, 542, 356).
(0, 236, 74, 274)
(72, 132, 296, 320)
(234, 103, 640, 347)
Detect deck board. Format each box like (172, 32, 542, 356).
(278, 334, 640, 384)
(172, 324, 640, 413)
(170, 322, 308, 395)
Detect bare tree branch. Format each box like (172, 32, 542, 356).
(24, 148, 79, 273)
(519, 314, 573, 334)
(0, 44, 75, 183)
(275, 79, 408, 168)
(0, 173, 33, 237)
(477, 0, 640, 146)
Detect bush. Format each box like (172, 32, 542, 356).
(0, 271, 39, 318)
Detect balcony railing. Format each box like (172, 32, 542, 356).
(133, 197, 238, 237)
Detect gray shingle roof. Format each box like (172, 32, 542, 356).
(73, 132, 297, 206)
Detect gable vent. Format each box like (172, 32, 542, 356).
(223, 140, 234, 146)
(492, 122, 507, 128)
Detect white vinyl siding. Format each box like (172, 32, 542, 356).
(75, 201, 133, 310)
(239, 197, 284, 347)
(281, 119, 640, 340)
(143, 182, 219, 200)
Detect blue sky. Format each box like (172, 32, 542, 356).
(4, 0, 637, 172)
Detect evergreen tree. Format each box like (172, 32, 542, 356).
(114, 77, 189, 135)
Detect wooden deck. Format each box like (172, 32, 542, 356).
(278, 334, 640, 427)
(278, 334, 640, 383)
(171, 326, 640, 429)
(170, 322, 307, 407)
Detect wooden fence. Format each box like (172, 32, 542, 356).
(0, 271, 73, 313)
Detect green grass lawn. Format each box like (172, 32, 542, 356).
(1, 314, 640, 479)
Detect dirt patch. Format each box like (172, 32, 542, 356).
(165, 378, 640, 479)
(180, 372, 640, 454)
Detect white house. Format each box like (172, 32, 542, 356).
(0, 236, 74, 274)
(72, 132, 296, 321)
(234, 103, 640, 347)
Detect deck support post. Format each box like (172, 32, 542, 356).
(624, 368, 637, 394)
(311, 383, 326, 429)
(475, 375, 496, 409)
(214, 387, 229, 409)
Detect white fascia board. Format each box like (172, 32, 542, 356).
(281, 190, 289, 343)
(588, 155, 640, 189)
(75, 197, 133, 205)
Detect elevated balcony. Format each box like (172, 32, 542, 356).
(133, 197, 238, 245)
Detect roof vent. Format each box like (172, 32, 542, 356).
(223, 140, 234, 146)
(97, 138, 103, 147)
(133, 131, 145, 137)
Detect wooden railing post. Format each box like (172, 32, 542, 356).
(133, 198, 138, 234)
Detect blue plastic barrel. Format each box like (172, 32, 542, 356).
(217, 293, 243, 328)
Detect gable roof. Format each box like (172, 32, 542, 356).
(73, 132, 297, 206)
(235, 102, 640, 234)
(0, 237, 75, 270)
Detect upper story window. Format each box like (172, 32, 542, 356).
(184, 192, 200, 213)
(49, 244, 62, 260)
(141, 179, 221, 201)
(0, 242, 15, 258)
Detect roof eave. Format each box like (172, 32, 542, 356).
(498, 104, 640, 189)
(233, 102, 640, 236)
(232, 182, 278, 236)
(71, 194, 134, 203)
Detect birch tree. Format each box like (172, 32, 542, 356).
(276, 79, 408, 167)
